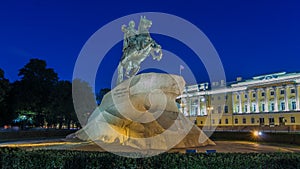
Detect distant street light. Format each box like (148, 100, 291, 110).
(207, 106, 214, 130)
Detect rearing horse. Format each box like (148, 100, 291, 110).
(117, 16, 163, 84)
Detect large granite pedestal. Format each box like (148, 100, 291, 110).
(74, 73, 214, 150)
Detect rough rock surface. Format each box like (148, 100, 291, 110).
(75, 73, 215, 150)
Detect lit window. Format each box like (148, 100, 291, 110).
(261, 103, 265, 112)
(292, 101, 297, 110)
(224, 105, 228, 113)
(259, 118, 265, 125)
(281, 102, 285, 111)
(270, 103, 275, 111)
(291, 89, 295, 94)
(269, 118, 275, 125)
(242, 118, 246, 124)
(252, 103, 256, 112)
(251, 118, 255, 124)
(291, 117, 295, 123)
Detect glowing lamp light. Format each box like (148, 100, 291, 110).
(253, 131, 262, 137)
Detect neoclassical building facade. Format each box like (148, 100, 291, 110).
(179, 72, 300, 130)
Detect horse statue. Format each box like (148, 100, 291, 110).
(117, 16, 163, 84)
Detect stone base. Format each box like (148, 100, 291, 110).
(74, 73, 214, 150)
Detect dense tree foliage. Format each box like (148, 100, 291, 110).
(48, 80, 78, 129)
(96, 88, 111, 105)
(0, 69, 13, 125)
(1, 59, 81, 129)
(72, 79, 97, 127)
(14, 59, 59, 127)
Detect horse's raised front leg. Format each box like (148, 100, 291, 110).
(125, 61, 133, 78)
(151, 48, 162, 61)
(117, 63, 124, 84)
(129, 63, 140, 77)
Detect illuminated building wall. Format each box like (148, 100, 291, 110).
(178, 72, 300, 130)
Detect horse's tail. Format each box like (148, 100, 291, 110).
(117, 62, 123, 85)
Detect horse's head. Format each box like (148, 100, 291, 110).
(138, 16, 152, 33)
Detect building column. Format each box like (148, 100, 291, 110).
(188, 97, 192, 116)
(247, 90, 250, 113)
(295, 85, 300, 111)
(264, 88, 269, 112)
(181, 98, 187, 115)
(239, 92, 242, 113)
(255, 89, 259, 113)
(274, 87, 278, 112)
(232, 93, 236, 113)
(197, 96, 201, 116)
(285, 86, 289, 111)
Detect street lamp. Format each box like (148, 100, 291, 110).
(207, 106, 214, 130)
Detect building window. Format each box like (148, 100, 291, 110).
(224, 105, 228, 113)
(212, 119, 215, 124)
(291, 88, 295, 94)
(211, 97, 214, 101)
(252, 103, 256, 112)
(225, 95, 228, 100)
(270, 91, 275, 96)
(280, 90, 285, 95)
(211, 110, 215, 114)
(235, 118, 238, 124)
(291, 117, 295, 123)
(251, 118, 255, 124)
(261, 103, 265, 112)
(242, 118, 246, 124)
(225, 118, 229, 124)
(218, 106, 222, 113)
(236, 105, 240, 113)
(218, 96, 221, 100)
(244, 104, 248, 112)
(292, 101, 297, 110)
(245, 94, 248, 98)
(270, 103, 275, 111)
(269, 118, 275, 125)
(237, 95, 239, 99)
(252, 93, 256, 98)
(280, 102, 285, 111)
(261, 92, 265, 97)
(219, 119, 222, 124)
(259, 118, 265, 125)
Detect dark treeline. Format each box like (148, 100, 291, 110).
(0, 58, 110, 129)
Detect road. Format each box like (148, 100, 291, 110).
(1, 139, 300, 153)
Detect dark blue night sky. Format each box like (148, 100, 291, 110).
(1, 0, 300, 91)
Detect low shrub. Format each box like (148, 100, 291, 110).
(1, 148, 300, 169)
